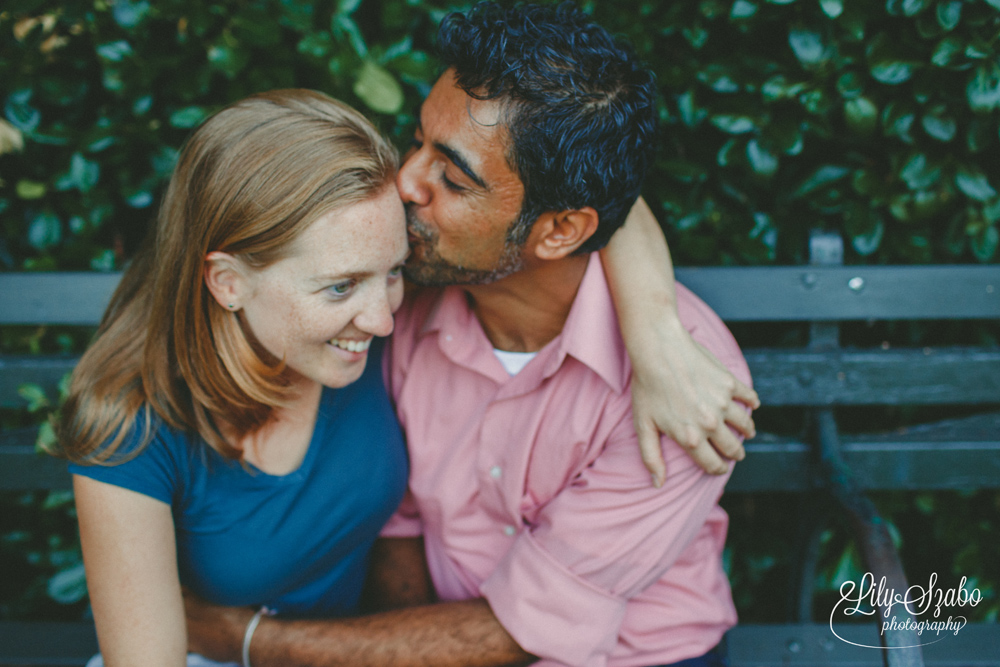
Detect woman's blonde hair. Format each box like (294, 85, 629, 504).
(57, 90, 398, 463)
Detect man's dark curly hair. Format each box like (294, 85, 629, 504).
(436, 1, 658, 253)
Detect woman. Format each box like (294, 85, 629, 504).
(60, 89, 756, 666)
(60, 90, 409, 665)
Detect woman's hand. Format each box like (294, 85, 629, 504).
(601, 197, 759, 486)
(630, 317, 758, 486)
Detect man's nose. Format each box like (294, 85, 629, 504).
(396, 150, 431, 207)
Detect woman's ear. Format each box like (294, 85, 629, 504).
(531, 207, 599, 260)
(204, 251, 248, 312)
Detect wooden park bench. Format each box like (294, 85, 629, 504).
(1, 231, 998, 666)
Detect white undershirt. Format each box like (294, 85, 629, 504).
(492, 348, 538, 376)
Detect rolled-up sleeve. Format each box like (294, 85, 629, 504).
(480, 411, 732, 666)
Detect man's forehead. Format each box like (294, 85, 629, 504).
(421, 72, 509, 165)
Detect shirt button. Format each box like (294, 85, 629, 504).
(503, 525, 516, 536)
(489, 466, 502, 479)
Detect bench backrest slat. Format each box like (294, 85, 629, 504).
(3, 267, 998, 325)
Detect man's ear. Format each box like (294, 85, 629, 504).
(530, 207, 599, 261)
(204, 251, 249, 312)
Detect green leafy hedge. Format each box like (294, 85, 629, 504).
(2, 0, 998, 270)
(2, 0, 998, 623)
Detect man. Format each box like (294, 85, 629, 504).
(187, 4, 750, 665)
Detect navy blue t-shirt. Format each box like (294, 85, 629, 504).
(69, 338, 408, 618)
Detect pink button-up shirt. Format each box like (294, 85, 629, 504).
(383, 255, 749, 666)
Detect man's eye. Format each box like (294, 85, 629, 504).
(441, 174, 465, 193)
(410, 137, 423, 149)
(327, 280, 355, 298)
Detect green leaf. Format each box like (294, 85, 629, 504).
(932, 36, 963, 67)
(870, 61, 915, 85)
(17, 384, 49, 412)
(761, 76, 807, 101)
(955, 167, 997, 201)
(900, 153, 942, 190)
(902, 0, 927, 16)
(935, 1, 962, 30)
(730, 0, 758, 18)
(56, 153, 100, 193)
(717, 138, 740, 166)
(91, 249, 116, 272)
(48, 563, 88, 604)
(207, 44, 250, 78)
(711, 115, 755, 134)
(112, 0, 150, 28)
(792, 165, 850, 198)
(746, 139, 779, 175)
(882, 103, 916, 143)
(844, 97, 878, 134)
(921, 108, 956, 142)
(789, 29, 826, 66)
(36, 419, 57, 452)
(333, 15, 368, 58)
(984, 0, 1000, 9)
(337, 0, 364, 15)
(852, 219, 884, 255)
(676, 91, 705, 127)
(96, 40, 132, 62)
(353, 61, 404, 115)
(16, 180, 47, 200)
(971, 225, 999, 262)
(42, 490, 75, 510)
(966, 64, 1000, 112)
(298, 32, 332, 59)
(820, 0, 844, 18)
(966, 118, 993, 152)
(170, 106, 208, 129)
(675, 212, 703, 230)
(5, 90, 41, 132)
(27, 212, 62, 250)
(836, 71, 864, 99)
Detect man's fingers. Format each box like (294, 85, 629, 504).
(732, 380, 760, 409)
(636, 419, 666, 488)
(724, 402, 756, 440)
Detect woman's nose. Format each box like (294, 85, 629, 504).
(354, 287, 395, 338)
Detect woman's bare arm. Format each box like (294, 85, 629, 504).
(600, 198, 759, 486)
(74, 474, 186, 666)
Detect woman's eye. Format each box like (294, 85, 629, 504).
(327, 280, 355, 298)
(410, 137, 423, 150)
(388, 265, 404, 279)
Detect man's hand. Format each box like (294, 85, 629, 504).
(183, 588, 253, 663)
(631, 318, 758, 485)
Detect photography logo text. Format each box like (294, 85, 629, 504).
(829, 572, 981, 649)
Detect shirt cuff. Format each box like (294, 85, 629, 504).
(480, 530, 626, 666)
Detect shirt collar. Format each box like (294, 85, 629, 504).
(419, 254, 628, 393)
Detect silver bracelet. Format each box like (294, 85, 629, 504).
(241, 606, 274, 667)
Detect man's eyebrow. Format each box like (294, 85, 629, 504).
(433, 141, 488, 190)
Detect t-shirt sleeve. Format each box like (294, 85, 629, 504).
(67, 418, 184, 506)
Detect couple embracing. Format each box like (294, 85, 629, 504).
(61, 4, 758, 666)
